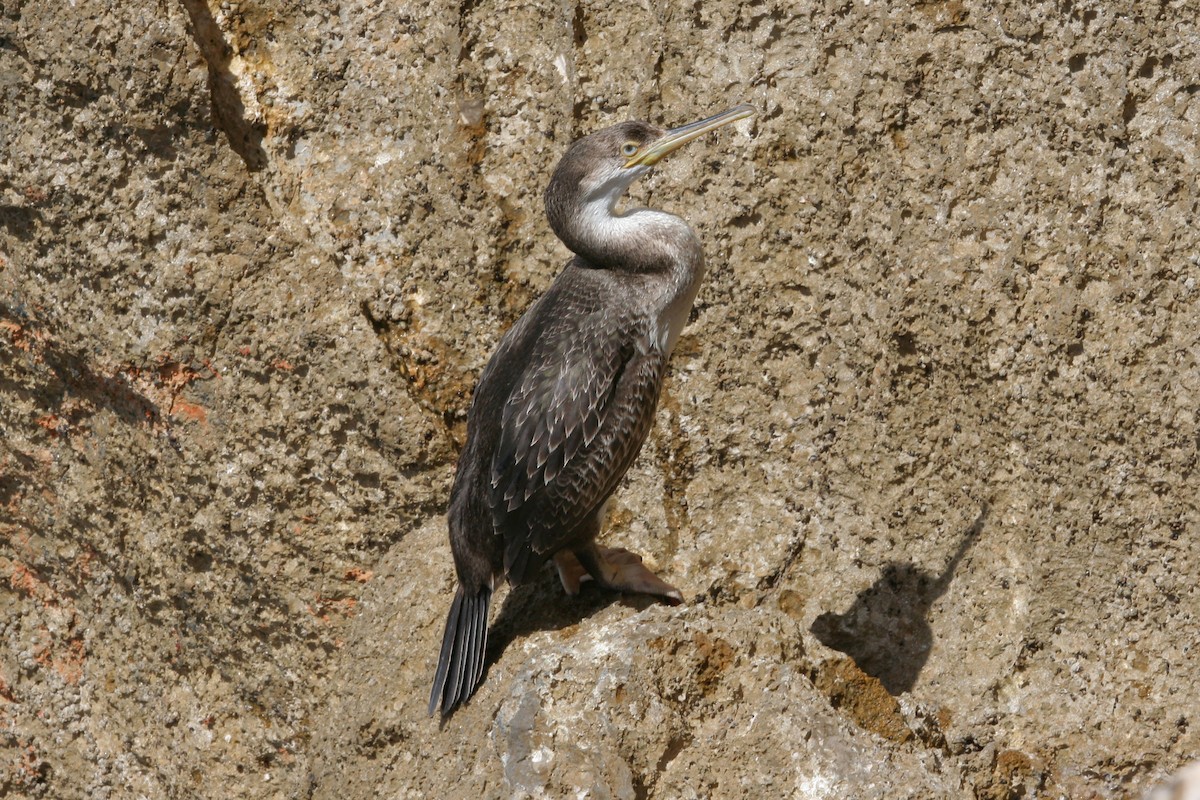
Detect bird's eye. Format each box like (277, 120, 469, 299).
(621, 142, 639, 157)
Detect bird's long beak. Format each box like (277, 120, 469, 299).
(626, 103, 756, 168)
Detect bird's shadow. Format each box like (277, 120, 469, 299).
(433, 555, 675, 725)
(435, 554, 669, 724)
(469, 571, 665, 695)
(810, 504, 988, 695)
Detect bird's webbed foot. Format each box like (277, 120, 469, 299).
(553, 545, 684, 605)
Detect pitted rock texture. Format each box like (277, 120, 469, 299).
(1, 0, 1197, 798)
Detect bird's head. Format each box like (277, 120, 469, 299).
(545, 105, 754, 253)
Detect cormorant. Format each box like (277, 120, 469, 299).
(429, 104, 756, 717)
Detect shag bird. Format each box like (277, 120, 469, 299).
(429, 104, 756, 717)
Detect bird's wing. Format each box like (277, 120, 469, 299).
(490, 308, 666, 579)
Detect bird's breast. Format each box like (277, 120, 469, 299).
(652, 258, 706, 358)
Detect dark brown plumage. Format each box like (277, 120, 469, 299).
(429, 105, 755, 717)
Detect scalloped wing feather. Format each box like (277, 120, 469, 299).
(491, 314, 665, 579)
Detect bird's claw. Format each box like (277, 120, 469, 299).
(559, 544, 684, 604)
(553, 550, 591, 595)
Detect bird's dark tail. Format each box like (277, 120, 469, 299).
(428, 583, 492, 717)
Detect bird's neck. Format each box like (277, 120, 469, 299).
(549, 195, 704, 279)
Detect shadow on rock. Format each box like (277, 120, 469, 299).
(483, 571, 658, 681)
(179, 0, 268, 171)
(432, 563, 664, 724)
(0, 301, 165, 433)
(811, 505, 988, 695)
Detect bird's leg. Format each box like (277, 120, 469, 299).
(553, 550, 591, 596)
(571, 543, 684, 605)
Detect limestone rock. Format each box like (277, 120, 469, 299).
(2, 0, 1197, 797)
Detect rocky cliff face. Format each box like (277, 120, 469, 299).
(1, 0, 1197, 797)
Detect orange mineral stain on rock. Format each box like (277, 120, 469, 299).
(0, 318, 45, 354)
(5, 560, 53, 605)
(170, 397, 209, 425)
(308, 596, 359, 623)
